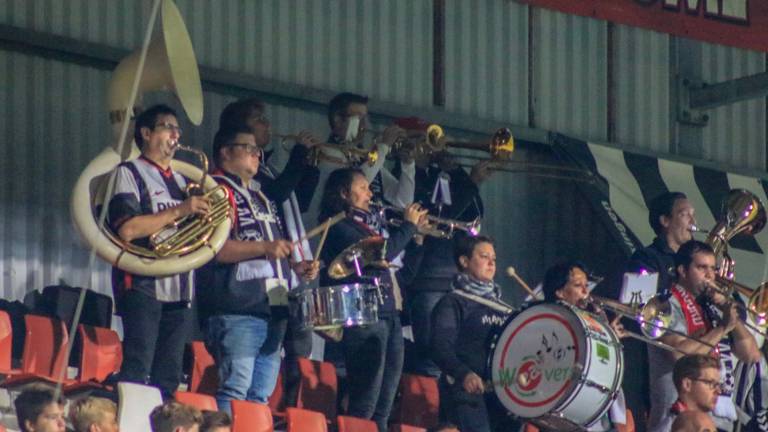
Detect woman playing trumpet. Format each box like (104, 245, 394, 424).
(318, 167, 427, 432)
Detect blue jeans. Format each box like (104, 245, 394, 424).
(343, 315, 404, 432)
(205, 315, 282, 414)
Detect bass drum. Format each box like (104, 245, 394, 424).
(488, 302, 623, 431)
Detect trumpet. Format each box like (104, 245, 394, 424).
(371, 201, 481, 239)
(275, 133, 378, 167)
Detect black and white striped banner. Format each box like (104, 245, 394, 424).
(554, 134, 768, 289)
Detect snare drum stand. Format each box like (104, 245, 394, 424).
(349, 249, 385, 305)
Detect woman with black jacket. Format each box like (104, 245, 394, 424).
(318, 167, 427, 432)
(430, 235, 519, 432)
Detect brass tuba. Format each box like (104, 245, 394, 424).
(70, 0, 232, 277)
(706, 189, 766, 278)
(703, 189, 768, 332)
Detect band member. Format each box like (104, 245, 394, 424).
(648, 240, 760, 432)
(626, 192, 697, 294)
(318, 167, 427, 432)
(108, 104, 208, 398)
(657, 354, 721, 432)
(429, 235, 518, 432)
(400, 117, 493, 378)
(541, 261, 629, 432)
(304, 92, 416, 227)
(197, 126, 318, 414)
(218, 98, 320, 407)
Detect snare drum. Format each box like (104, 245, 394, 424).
(488, 302, 623, 431)
(289, 284, 379, 330)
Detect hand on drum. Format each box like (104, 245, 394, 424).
(463, 372, 485, 395)
(610, 315, 628, 339)
(403, 203, 429, 229)
(292, 260, 320, 282)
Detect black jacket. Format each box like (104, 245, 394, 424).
(320, 215, 418, 314)
(401, 166, 483, 291)
(625, 236, 677, 294)
(430, 292, 509, 382)
(258, 143, 319, 211)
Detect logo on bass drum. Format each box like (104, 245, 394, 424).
(513, 357, 542, 395)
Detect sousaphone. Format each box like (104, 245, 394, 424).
(70, 0, 231, 277)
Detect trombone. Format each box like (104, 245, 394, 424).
(584, 295, 717, 355)
(275, 133, 378, 167)
(704, 278, 768, 334)
(370, 201, 481, 239)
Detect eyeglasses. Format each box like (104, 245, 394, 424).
(154, 122, 183, 136)
(693, 378, 723, 391)
(230, 143, 263, 157)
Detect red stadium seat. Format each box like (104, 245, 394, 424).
(231, 399, 274, 432)
(296, 357, 337, 421)
(392, 374, 439, 429)
(0, 310, 19, 375)
(286, 407, 327, 432)
(76, 324, 122, 383)
(175, 390, 218, 411)
(337, 415, 378, 432)
(189, 341, 219, 395)
(2, 315, 71, 387)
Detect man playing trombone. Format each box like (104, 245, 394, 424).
(648, 240, 760, 432)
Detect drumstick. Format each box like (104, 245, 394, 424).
(292, 211, 345, 247)
(506, 266, 542, 300)
(313, 220, 331, 264)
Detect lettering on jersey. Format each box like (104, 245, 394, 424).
(481, 314, 507, 326)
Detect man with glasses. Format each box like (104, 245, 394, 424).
(108, 104, 209, 398)
(648, 240, 760, 432)
(196, 126, 318, 414)
(656, 354, 721, 432)
(216, 98, 321, 407)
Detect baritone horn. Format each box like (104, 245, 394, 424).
(70, 0, 232, 277)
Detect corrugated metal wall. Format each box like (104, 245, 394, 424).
(699, 42, 766, 170)
(532, 7, 608, 142)
(1, 0, 766, 304)
(614, 24, 672, 153)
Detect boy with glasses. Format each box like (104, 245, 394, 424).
(658, 354, 721, 432)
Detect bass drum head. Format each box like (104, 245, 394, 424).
(489, 302, 585, 418)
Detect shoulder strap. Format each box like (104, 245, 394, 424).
(120, 161, 152, 214)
